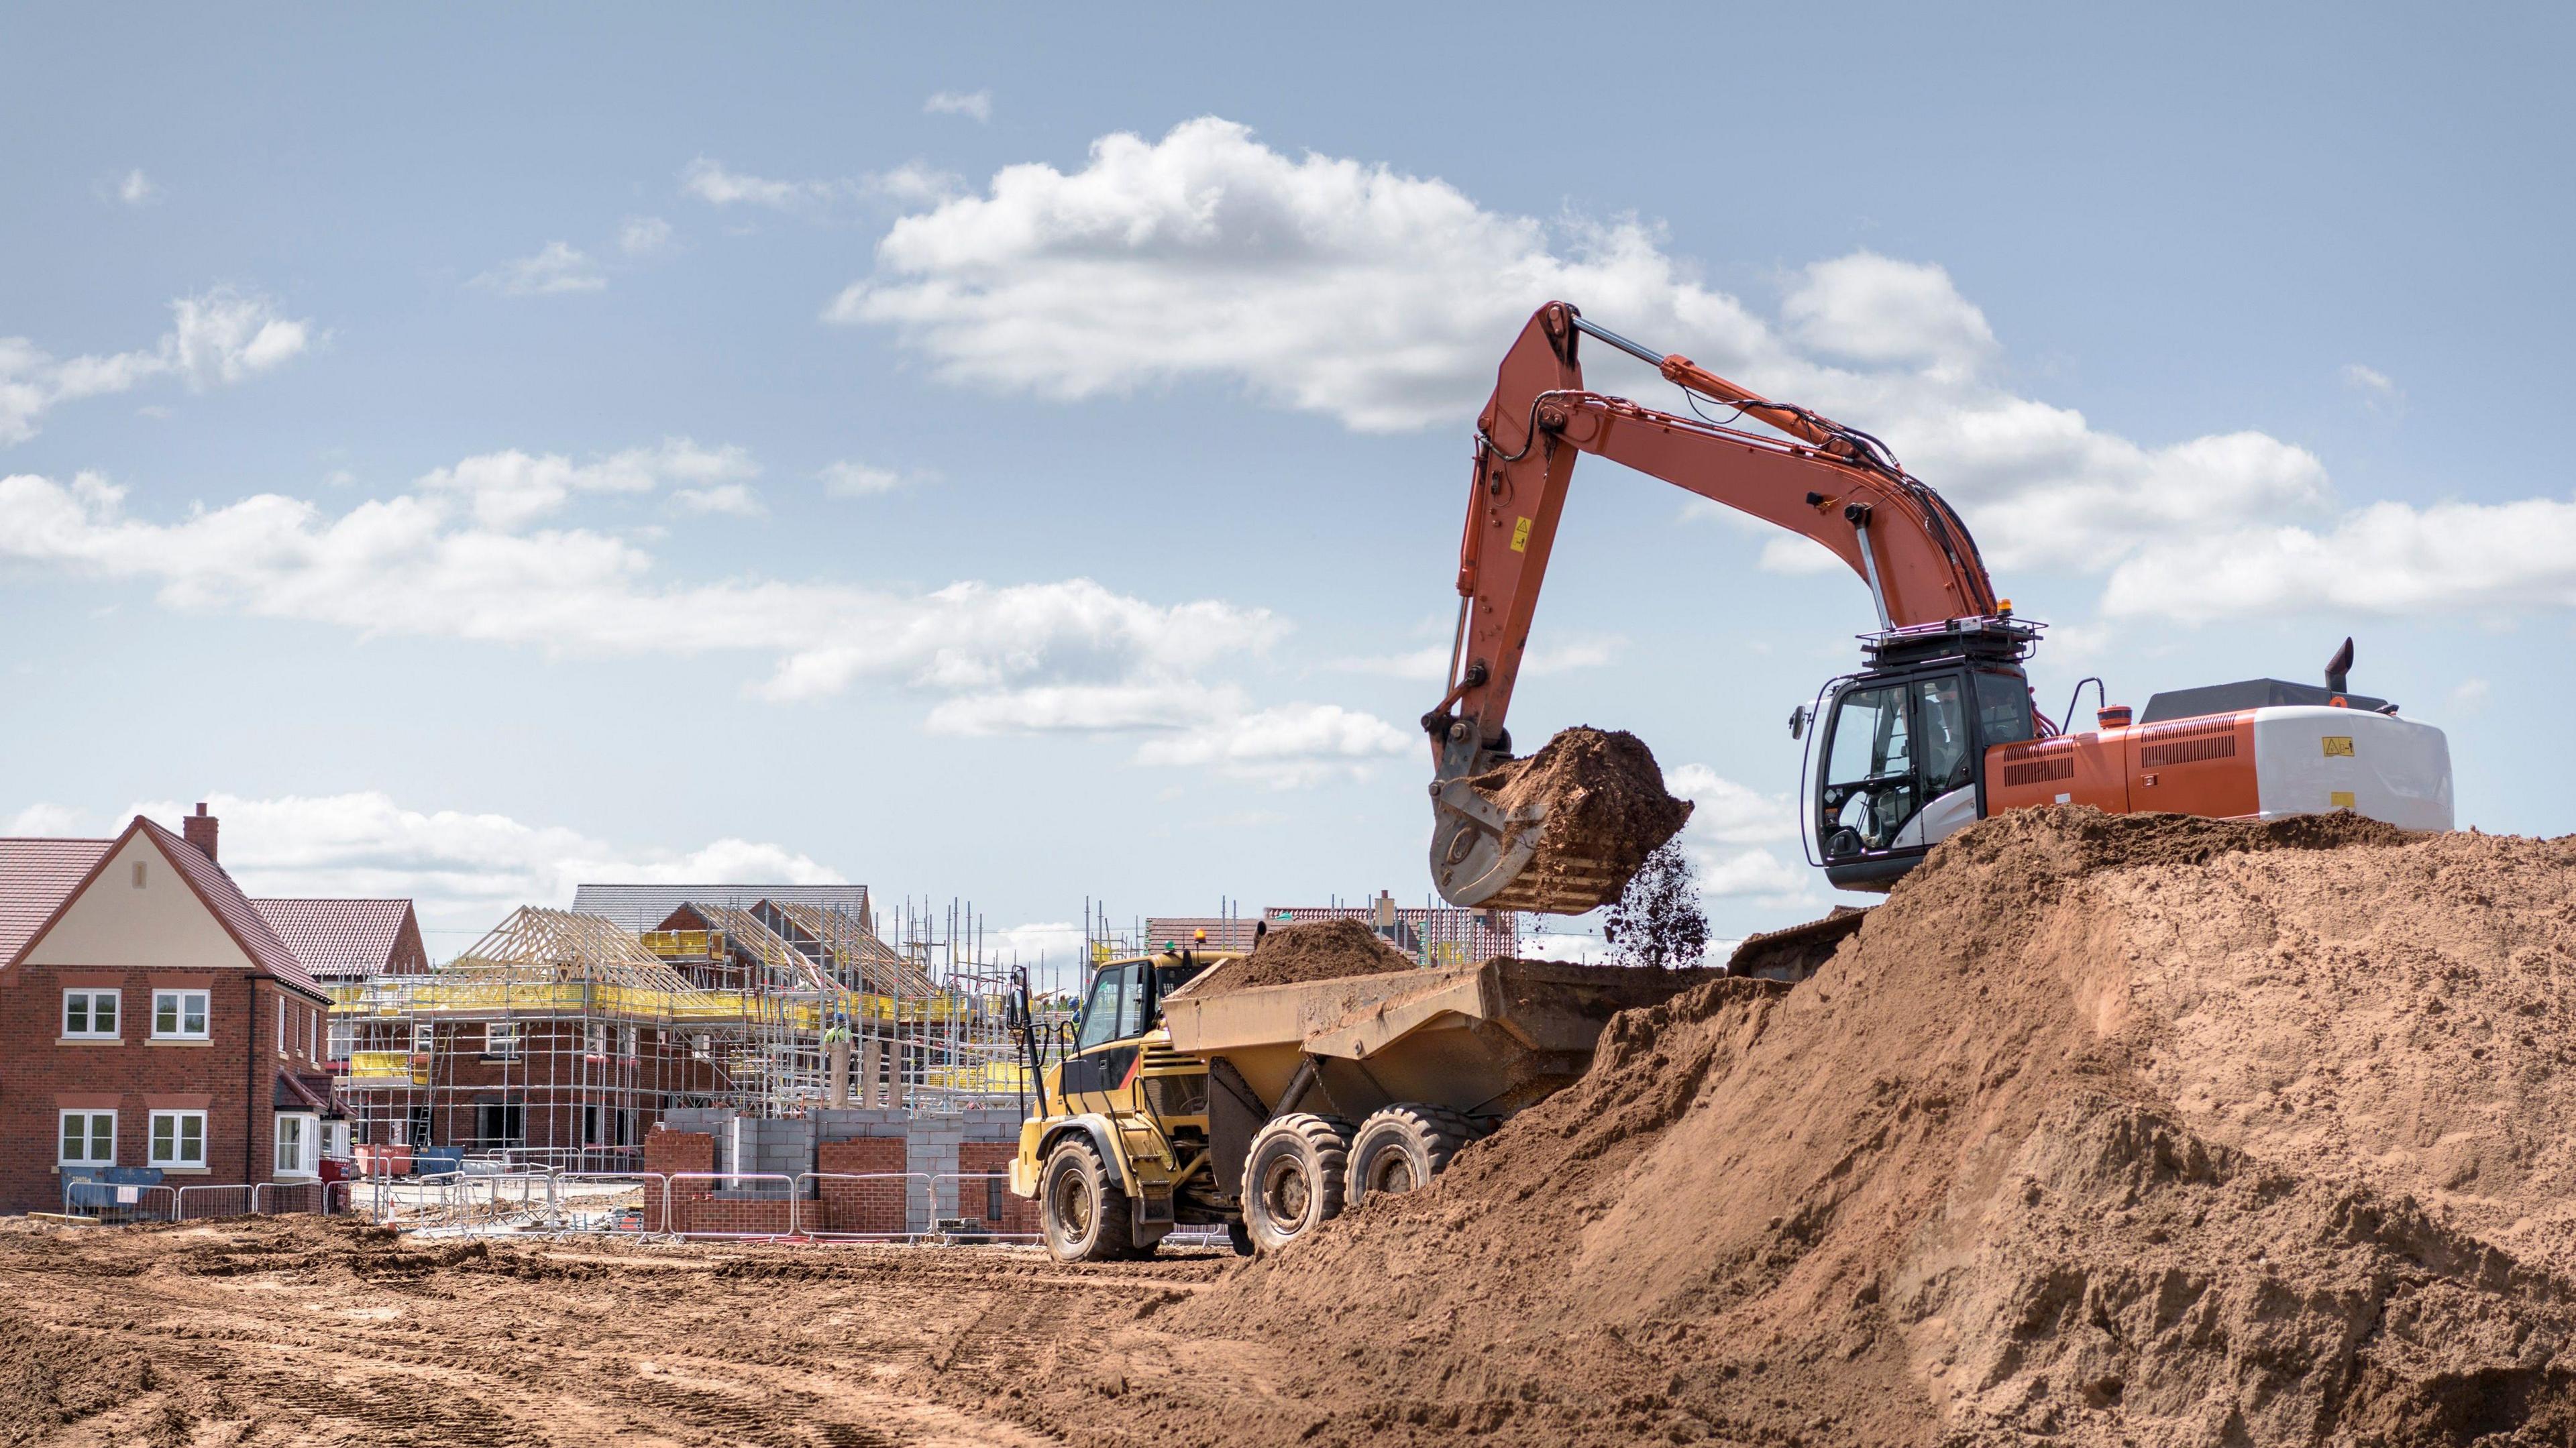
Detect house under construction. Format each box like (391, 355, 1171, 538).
(333, 888, 1030, 1169)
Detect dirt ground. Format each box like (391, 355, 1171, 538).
(0, 1215, 1273, 1448)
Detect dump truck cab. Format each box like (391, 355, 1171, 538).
(1012, 948, 1240, 1260)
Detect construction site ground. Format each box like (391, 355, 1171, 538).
(0, 1216, 1265, 1448)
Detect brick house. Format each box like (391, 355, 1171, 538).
(0, 807, 337, 1215)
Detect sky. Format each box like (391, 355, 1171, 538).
(4, 5, 2570, 972)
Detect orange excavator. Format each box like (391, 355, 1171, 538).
(1424, 302, 2455, 913)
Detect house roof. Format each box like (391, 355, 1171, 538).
(572, 883, 872, 933)
(137, 818, 325, 999)
(0, 838, 115, 964)
(0, 819, 326, 1000)
(250, 898, 424, 980)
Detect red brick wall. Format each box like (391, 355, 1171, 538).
(0, 965, 326, 1214)
(959, 1142, 1038, 1235)
(639, 1129, 712, 1231)
(816, 1137, 908, 1235)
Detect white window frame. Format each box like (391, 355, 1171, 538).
(61, 988, 120, 1040)
(148, 1109, 207, 1168)
(619, 1024, 639, 1059)
(273, 1112, 317, 1178)
(485, 1021, 521, 1060)
(277, 997, 288, 1053)
(152, 989, 209, 1040)
(328, 1017, 355, 1062)
(58, 1109, 116, 1168)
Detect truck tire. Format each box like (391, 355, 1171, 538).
(1240, 1113, 1352, 1254)
(1039, 1136, 1138, 1263)
(1347, 1103, 1477, 1207)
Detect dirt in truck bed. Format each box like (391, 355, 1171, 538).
(1467, 725, 1693, 883)
(1187, 917, 1420, 993)
(23, 807, 2576, 1447)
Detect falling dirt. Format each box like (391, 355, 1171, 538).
(1467, 725, 1693, 891)
(1187, 918, 1419, 993)
(18, 807, 2576, 1447)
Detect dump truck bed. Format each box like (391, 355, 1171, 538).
(1161, 959, 1721, 1121)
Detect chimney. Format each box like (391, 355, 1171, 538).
(182, 802, 218, 862)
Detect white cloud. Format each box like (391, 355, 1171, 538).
(681, 157, 841, 211)
(618, 216, 676, 257)
(2449, 677, 2491, 714)
(5, 802, 89, 836)
(113, 169, 160, 206)
(2342, 362, 2404, 415)
(826, 117, 2365, 592)
(417, 437, 751, 529)
(1133, 702, 1412, 788)
(1332, 633, 1625, 681)
(1694, 845, 1811, 904)
(0, 288, 312, 444)
(671, 482, 763, 516)
(2101, 494, 2576, 621)
(110, 792, 841, 942)
(924, 89, 994, 122)
(819, 459, 928, 496)
(0, 464, 1287, 727)
(1782, 252, 1994, 374)
(471, 241, 608, 296)
(1663, 762, 1811, 907)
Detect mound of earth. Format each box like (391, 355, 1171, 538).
(1190, 918, 1420, 993)
(1465, 726, 1693, 901)
(1163, 807, 2576, 1446)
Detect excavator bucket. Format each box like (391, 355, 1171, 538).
(1428, 777, 1631, 915)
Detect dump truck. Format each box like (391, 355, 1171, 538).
(1006, 946, 1718, 1260)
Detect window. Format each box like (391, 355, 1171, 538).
(586, 1023, 606, 1056)
(58, 1110, 115, 1167)
(152, 989, 209, 1040)
(619, 1025, 639, 1059)
(62, 989, 119, 1040)
(1975, 671, 2036, 746)
(1915, 677, 1973, 795)
(278, 997, 288, 1053)
(1819, 682, 1919, 854)
(149, 1110, 207, 1168)
(308, 1009, 319, 1063)
(692, 1032, 712, 1060)
(274, 1113, 316, 1176)
(484, 1022, 520, 1059)
(413, 1022, 433, 1053)
(328, 1018, 354, 1062)
(1075, 962, 1147, 1050)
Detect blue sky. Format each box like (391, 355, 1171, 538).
(5, 5, 2569, 968)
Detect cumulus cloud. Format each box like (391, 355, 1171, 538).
(111, 169, 160, 206)
(924, 89, 993, 122)
(0, 288, 313, 444)
(0, 461, 1285, 726)
(2102, 494, 2576, 621)
(1332, 633, 1625, 681)
(471, 241, 608, 296)
(74, 792, 842, 940)
(1133, 702, 1413, 787)
(826, 117, 2404, 600)
(672, 482, 763, 516)
(1664, 762, 1812, 905)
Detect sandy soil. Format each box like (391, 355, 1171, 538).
(1187, 919, 1417, 994)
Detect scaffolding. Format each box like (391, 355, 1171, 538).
(332, 895, 1040, 1170)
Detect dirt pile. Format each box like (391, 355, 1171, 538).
(1466, 726, 1692, 895)
(1169, 807, 2576, 1445)
(1189, 918, 1419, 993)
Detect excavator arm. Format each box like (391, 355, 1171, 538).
(1424, 301, 2005, 910)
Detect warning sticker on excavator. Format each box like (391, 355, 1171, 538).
(2322, 736, 2355, 757)
(1509, 516, 1532, 553)
(2330, 790, 2357, 808)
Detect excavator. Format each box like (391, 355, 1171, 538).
(1424, 301, 2455, 917)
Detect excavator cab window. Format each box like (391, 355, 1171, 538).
(1819, 681, 1917, 854)
(1974, 671, 2035, 746)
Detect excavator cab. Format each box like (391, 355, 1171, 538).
(1806, 618, 2039, 889)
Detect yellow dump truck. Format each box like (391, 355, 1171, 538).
(1006, 948, 1714, 1260)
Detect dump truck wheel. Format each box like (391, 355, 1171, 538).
(1348, 1103, 1477, 1207)
(1040, 1137, 1137, 1263)
(1240, 1113, 1352, 1254)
